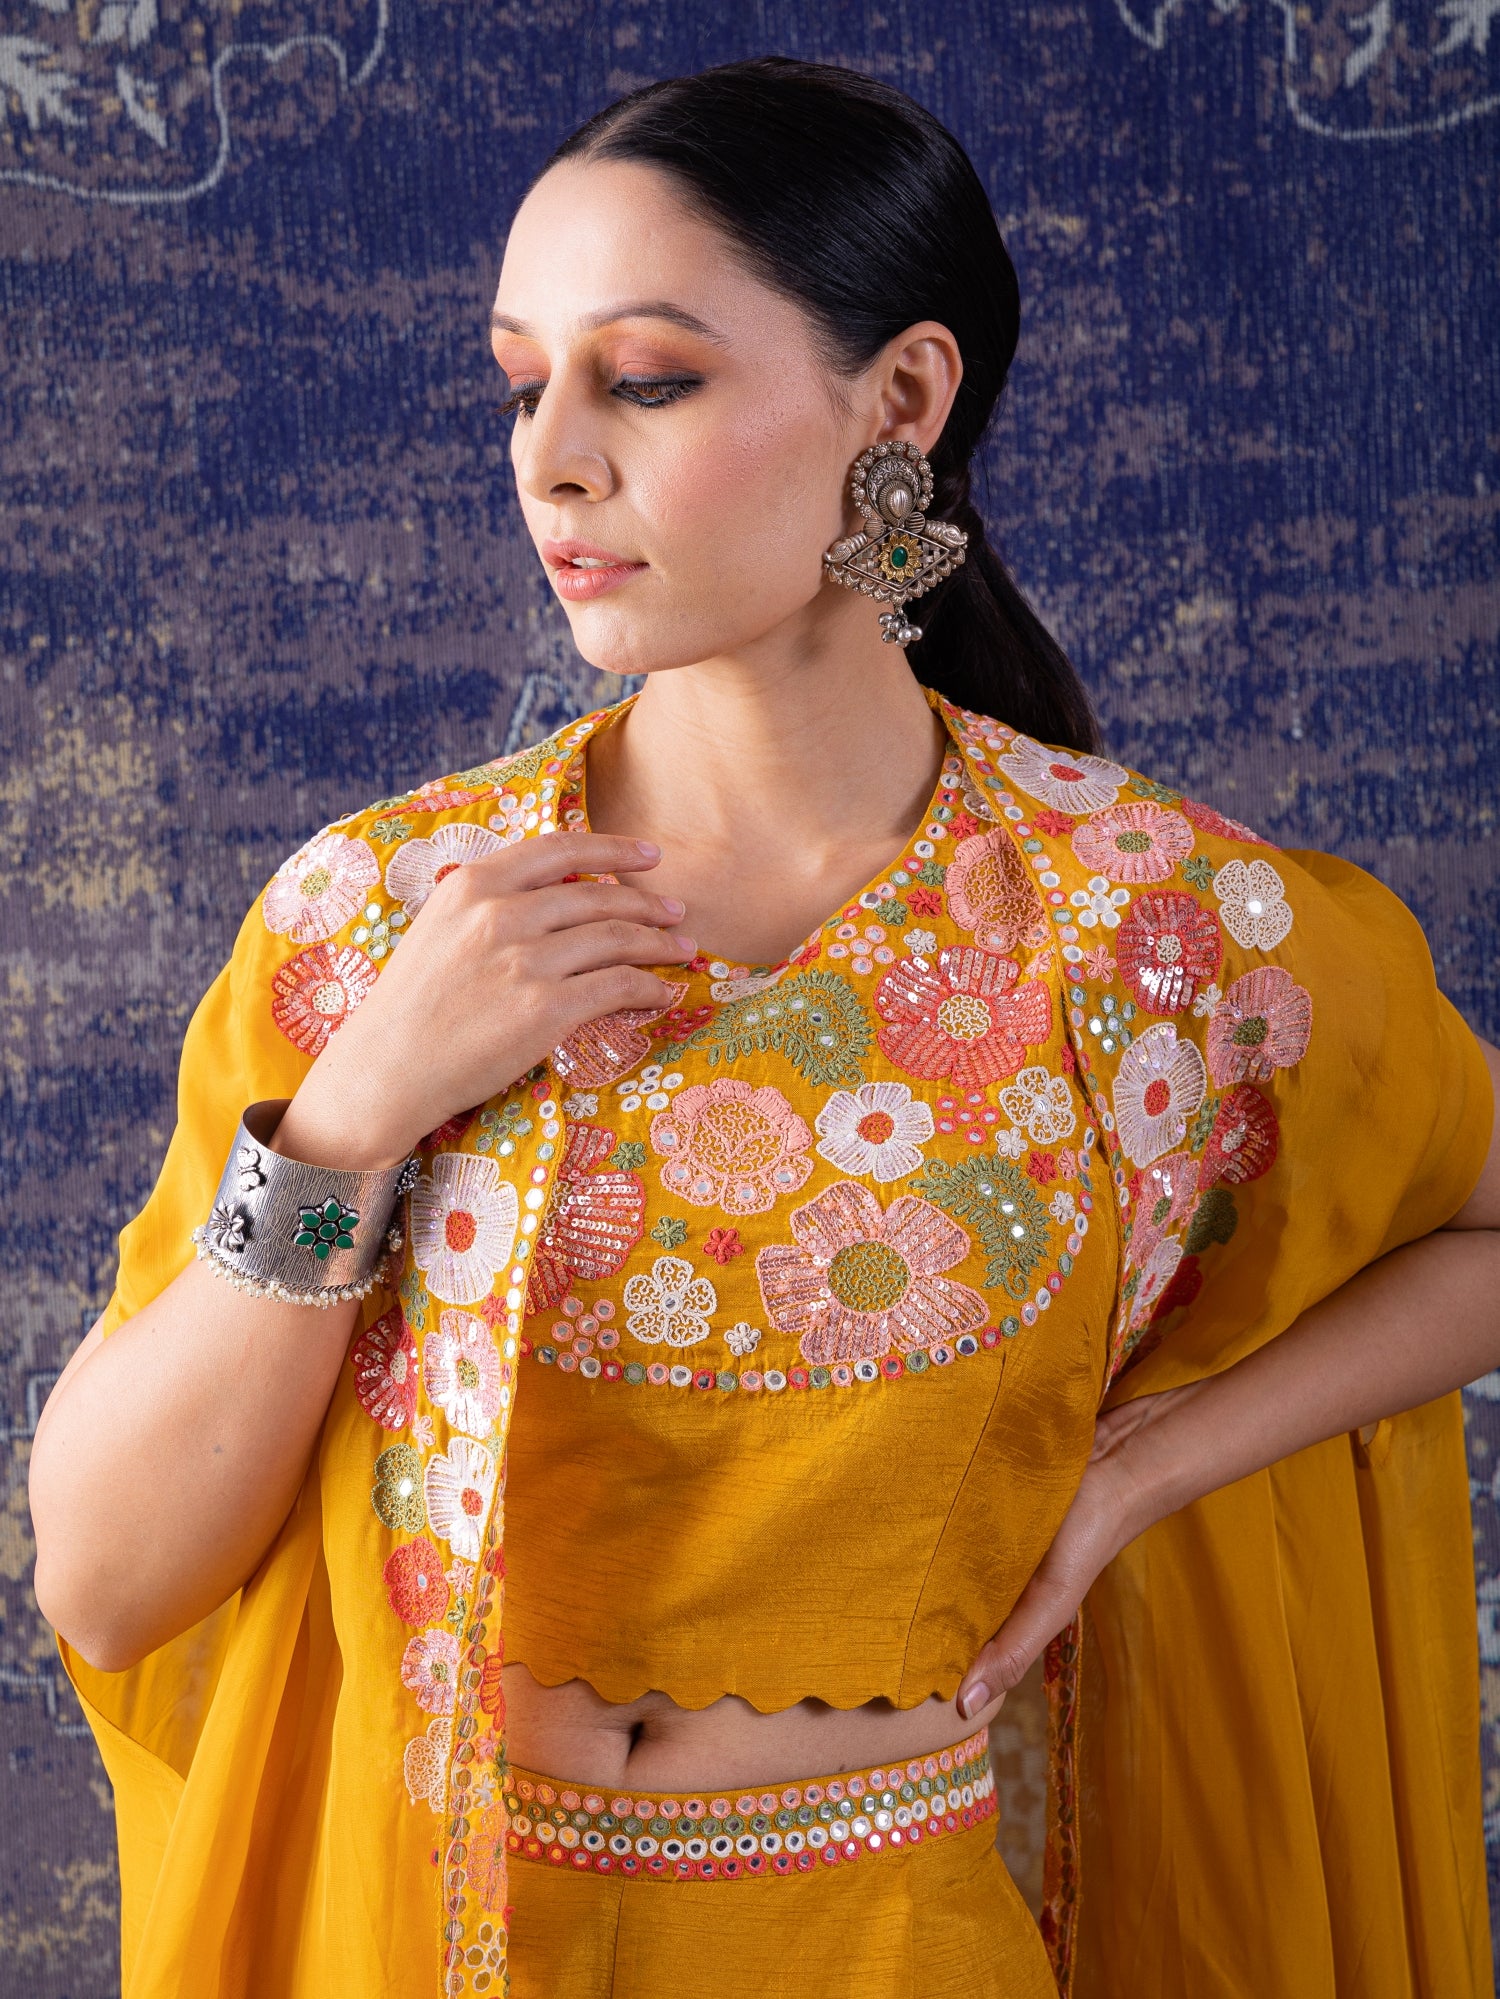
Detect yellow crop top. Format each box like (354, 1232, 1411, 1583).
(61, 687, 1491, 1999)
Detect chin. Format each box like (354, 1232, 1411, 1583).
(560, 584, 828, 679)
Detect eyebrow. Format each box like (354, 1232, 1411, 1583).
(488, 299, 727, 343)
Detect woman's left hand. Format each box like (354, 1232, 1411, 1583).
(955, 1387, 1192, 1721)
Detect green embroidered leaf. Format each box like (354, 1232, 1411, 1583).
(909, 1154, 1050, 1300)
(369, 816, 414, 845)
(684, 971, 871, 1087)
(1181, 855, 1215, 890)
(1184, 1187, 1238, 1254)
(455, 734, 564, 791)
(1187, 1093, 1221, 1153)
(1129, 776, 1184, 807)
(650, 1215, 688, 1251)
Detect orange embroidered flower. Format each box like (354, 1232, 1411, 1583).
(383, 1537, 451, 1625)
(552, 982, 689, 1086)
(755, 1180, 986, 1365)
(651, 1078, 814, 1215)
(1116, 891, 1222, 1016)
(704, 1226, 745, 1264)
(271, 942, 377, 1056)
(1198, 1085, 1279, 1188)
(526, 1124, 645, 1313)
(875, 947, 1052, 1092)
(350, 1306, 418, 1430)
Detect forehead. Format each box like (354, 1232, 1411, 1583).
(492, 157, 798, 343)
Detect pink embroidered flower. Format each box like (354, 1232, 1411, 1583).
(1070, 803, 1194, 885)
(1116, 891, 1223, 1016)
(384, 820, 506, 918)
(755, 1180, 986, 1366)
(814, 1080, 934, 1183)
(944, 829, 1046, 953)
(1081, 943, 1117, 983)
(350, 1306, 418, 1430)
(875, 948, 1052, 1092)
(704, 1227, 745, 1264)
(412, 775, 495, 811)
(1180, 797, 1274, 847)
(1112, 1021, 1207, 1167)
(526, 1124, 645, 1313)
(424, 1436, 497, 1560)
(1129, 1235, 1186, 1330)
(401, 1626, 462, 1716)
(1206, 968, 1312, 1085)
(270, 942, 378, 1056)
(1127, 1151, 1198, 1269)
(651, 1078, 814, 1215)
(552, 982, 689, 1087)
(262, 831, 379, 943)
(996, 735, 1128, 815)
(1198, 1085, 1279, 1188)
(423, 1310, 503, 1437)
(383, 1536, 451, 1625)
(409, 1153, 519, 1306)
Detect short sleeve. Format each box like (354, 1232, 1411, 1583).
(1052, 821, 1491, 1401)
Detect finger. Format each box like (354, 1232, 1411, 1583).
(559, 963, 685, 1026)
(525, 878, 688, 935)
(469, 830, 664, 894)
(544, 918, 697, 980)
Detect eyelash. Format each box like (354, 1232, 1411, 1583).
(498, 376, 700, 420)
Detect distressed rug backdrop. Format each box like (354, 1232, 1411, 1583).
(2, 2, 1497, 1990)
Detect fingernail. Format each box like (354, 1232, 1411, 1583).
(958, 1681, 989, 1720)
(670, 932, 696, 955)
(636, 840, 660, 858)
(661, 896, 685, 919)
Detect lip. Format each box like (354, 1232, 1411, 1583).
(542, 536, 648, 603)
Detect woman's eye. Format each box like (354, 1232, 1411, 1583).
(498, 383, 544, 419)
(612, 376, 700, 408)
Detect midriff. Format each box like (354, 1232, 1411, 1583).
(501, 1663, 1007, 1788)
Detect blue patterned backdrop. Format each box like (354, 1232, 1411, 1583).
(2, 2, 1497, 1989)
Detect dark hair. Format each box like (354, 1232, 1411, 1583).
(541, 55, 1099, 753)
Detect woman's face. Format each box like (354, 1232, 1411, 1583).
(489, 158, 917, 679)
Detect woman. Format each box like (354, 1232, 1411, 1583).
(29, 57, 1498, 1999)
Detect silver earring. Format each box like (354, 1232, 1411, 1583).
(821, 439, 968, 645)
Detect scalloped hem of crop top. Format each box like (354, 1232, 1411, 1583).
(503, 1729, 994, 1883)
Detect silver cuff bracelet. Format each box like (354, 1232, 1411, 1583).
(191, 1100, 420, 1307)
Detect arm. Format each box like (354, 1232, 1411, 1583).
(29, 830, 695, 1673)
(957, 1038, 1500, 1719)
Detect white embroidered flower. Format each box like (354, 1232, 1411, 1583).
(423, 1435, 497, 1560)
(488, 791, 541, 843)
(1191, 982, 1223, 1020)
(1049, 1189, 1078, 1225)
(409, 1412, 435, 1451)
(562, 1092, 599, 1119)
(623, 1254, 718, 1347)
(385, 820, 506, 918)
(996, 736, 1128, 815)
(724, 1321, 761, 1357)
(1112, 1021, 1208, 1166)
(404, 1715, 449, 1808)
(992, 1127, 1028, 1161)
(902, 927, 938, 957)
(1130, 1234, 1185, 1329)
(1069, 875, 1132, 930)
(1213, 858, 1293, 951)
(409, 1154, 519, 1306)
(814, 1080, 935, 1184)
(999, 1066, 1078, 1144)
(617, 1064, 685, 1114)
(262, 831, 379, 943)
(422, 1310, 503, 1437)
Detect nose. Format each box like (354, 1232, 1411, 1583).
(514, 366, 615, 507)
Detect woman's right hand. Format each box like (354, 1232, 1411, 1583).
(273, 832, 695, 1169)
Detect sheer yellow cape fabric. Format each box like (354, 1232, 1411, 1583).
(57, 696, 1492, 1998)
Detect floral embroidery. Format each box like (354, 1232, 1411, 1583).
(875, 948, 1051, 1091)
(999, 1066, 1078, 1144)
(372, 1442, 426, 1533)
(409, 1153, 519, 1306)
(401, 1627, 462, 1716)
(996, 736, 1129, 815)
(1213, 857, 1293, 951)
(756, 1181, 987, 1364)
(724, 1320, 761, 1356)
(384, 1536, 451, 1625)
(814, 1080, 935, 1183)
(1181, 796, 1273, 847)
(1205, 968, 1312, 1085)
(652, 1078, 815, 1214)
(1128, 1235, 1186, 1328)
(270, 942, 377, 1055)
(944, 829, 1047, 952)
(623, 1254, 718, 1347)
(1070, 802, 1194, 885)
(903, 926, 938, 956)
(404, 1715, 449, 1808)
(553, 984, 690, 1088)
(384, 820, 506, 918)
(1198, 1085, 1280, 1187)
(424, 1311, 504, 1437)
(909, 1156, 1052, 1298)
(424, 1437, 497, 1560)
(349, 898, 409, 960)
(686, 971, 871, 1087)
(1116, 891, 1222, 1015)
(263, 831, 380, 943)
(526, 1124, 645, 1313)
(1111, 1022, 1208, 1167)
(1068, 875, 1131, 929)
(616, 1062, 686, 1114)
(704, 1227, 745, 1264)
(350, 1306, 418, 1430)
(1050, 1189, 1077, 1224)
(650, 1215, 688, 1251)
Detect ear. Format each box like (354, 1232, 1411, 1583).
(873, 320, 964, 456)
